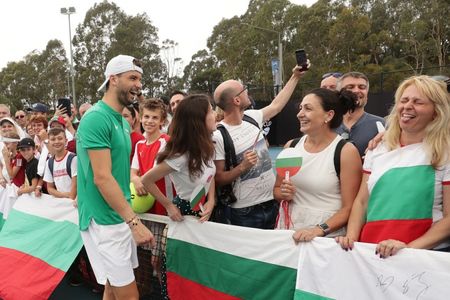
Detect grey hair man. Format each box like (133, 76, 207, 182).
(335, 72, 385, 157)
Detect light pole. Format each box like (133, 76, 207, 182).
(242, 23, 283, 94)
(60, 7, 77, 110)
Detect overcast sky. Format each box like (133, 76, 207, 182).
(0, 0, 316, 72)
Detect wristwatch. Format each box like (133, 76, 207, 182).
(317, 223, 331, 236)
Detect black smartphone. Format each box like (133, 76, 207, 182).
(57, 97, 72, 116)
(295, 49, 308, 71)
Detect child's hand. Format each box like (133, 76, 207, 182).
(132, 177, 148, 196)
(199, 200, 214, 223)
(34, 186, 42, 197)
(72, 199, 78, 208)
(2, 147, 10, 161)
(17, 186, 24, 196)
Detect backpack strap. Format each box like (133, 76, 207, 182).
(48, 152, 76, 179)
(289, 138, 301, 148)
(66, 152, 76, 178)
(243, 114, 259, 129)
(334, 139, 347, 180)
(48, 157, 55, 178)
(216, 124, 237, 170)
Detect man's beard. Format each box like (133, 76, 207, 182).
(117, 89, 133, 107)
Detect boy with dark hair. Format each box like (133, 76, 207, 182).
(43, 128, 77, 200)
(16, 138, 39, 196)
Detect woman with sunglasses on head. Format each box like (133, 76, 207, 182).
(122, 105, 144, 163)
(337, 75, 450, 256)
(274, 88, 362, 242)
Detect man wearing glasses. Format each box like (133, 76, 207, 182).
(320, 72, 342, 91)
(336, 72, 385, 158)
(14, 110, 27, 130)
(212, 66, 306, 229)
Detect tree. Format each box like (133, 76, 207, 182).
(72, 1, 126, 102)
(182, 49, 223, 93)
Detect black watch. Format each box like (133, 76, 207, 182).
(317, 223, 331, 235)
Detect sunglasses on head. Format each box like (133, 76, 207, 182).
(445, 79, 450, 93)
(322, 72, 343, 79)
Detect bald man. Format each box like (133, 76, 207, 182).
(320, 72, 343, 91)
(212, 65, 305, 229)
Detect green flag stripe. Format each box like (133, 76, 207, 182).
(294, 289, 335, 300)
(367, 166, 435, 221)
(0, 212, 4, 231)
(0, 209, 83, 271)
(190, 187, 205, 208)
(167, 238, 296, 300)
(276, 157, 302, 168)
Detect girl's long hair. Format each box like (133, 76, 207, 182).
(384, 75, 450, 168)
(157, 94, 215, 177)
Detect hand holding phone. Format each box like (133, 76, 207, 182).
(57, 97, 72, 117)
(295, 49, 309, 71)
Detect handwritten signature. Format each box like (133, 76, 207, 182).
(376, 272, 430, 299)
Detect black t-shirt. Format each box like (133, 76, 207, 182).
(25, 158, 39, 185)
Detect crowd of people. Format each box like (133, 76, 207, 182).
(1, 53, 450, 299)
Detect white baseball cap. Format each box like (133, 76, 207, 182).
(97, 55, 143, 92)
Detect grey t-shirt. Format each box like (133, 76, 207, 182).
(335, 112, 385, 158)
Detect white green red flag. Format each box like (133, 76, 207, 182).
(275, 148, 302, 178)
(189, 185, 206, 210)
(0, 194, 83, 299)
(294, 237, 450, 299)
(166, 217, 298, 299)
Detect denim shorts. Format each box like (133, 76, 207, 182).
(229, 199, 279, 229)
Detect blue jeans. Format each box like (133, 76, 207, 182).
(229, 200, 279, 229)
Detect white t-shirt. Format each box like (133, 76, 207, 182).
(275, 135, 345, 236)
(213, 110, 275, 208)
(165, 153, 215, 201)
(43, 152, 77, 193)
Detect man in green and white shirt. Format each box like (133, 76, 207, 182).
(77, 54, 154, 299)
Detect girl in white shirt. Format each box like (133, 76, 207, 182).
(141, 94, 217, 222)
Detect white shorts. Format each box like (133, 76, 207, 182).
(81, 219, 138, 287)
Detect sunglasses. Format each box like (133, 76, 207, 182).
(234, 85, 248, 98)
(445, 79, 450, 93)
(322, 72, 343, 79)
(15, 115, 26, 119)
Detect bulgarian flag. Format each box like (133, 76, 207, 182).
(189, 185, 206, 210)
(294, 237, 450, 299)
(166, 217, 298, 299)
(0, 193, 83, 300)
(360, 146, 438, 244)
(275, 148, 302, 178)
(275, 148, 302, 229)
(0, 184, 18, 231)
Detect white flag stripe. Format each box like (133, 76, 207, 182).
(296, 237, 450, 299)
(168, 217, 298, 269)
(12, 193, 78, 224)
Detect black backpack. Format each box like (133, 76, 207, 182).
(215, 115, 259, 206)
(48, 152, 76, 178)
(290, 137, 346, 180)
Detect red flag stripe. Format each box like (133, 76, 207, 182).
(0, 247, 65, 300)
(167, 271, 240, 300)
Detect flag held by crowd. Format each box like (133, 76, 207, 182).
(0, 193, 83, 300)
(166, 217, 298, 300)
(294, 238, 450, 300)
